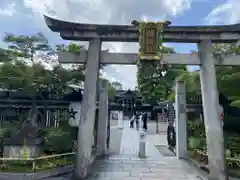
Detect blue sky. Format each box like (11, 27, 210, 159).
(0, 0, 239, 89)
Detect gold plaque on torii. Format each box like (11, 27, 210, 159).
(137, 21, 171, 60)
(142, 24, 158, 56)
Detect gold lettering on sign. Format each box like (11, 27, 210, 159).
(143, 27, 157, 55)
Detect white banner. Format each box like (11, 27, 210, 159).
(68, 102, 81, 127)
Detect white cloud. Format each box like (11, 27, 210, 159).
(100, 70, 118, 83)
(23, 0, 192, 89)
(206, 0, 240, 24)
(0, 3, 16, 16)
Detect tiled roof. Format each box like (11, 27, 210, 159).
(115, 89, 141, 97)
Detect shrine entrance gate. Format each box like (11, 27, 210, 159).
(43, 15, 240, 180)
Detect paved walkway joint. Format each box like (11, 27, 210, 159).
(88, 121, 207, 180)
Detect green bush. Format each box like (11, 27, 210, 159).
(43, 128, 73, 154)
(0, 126, 17, 156)
(0, 128, 12, 139)
(188, 120, 205, 137)
(189, 137, 201, 149)
(231, 100, 240, 108)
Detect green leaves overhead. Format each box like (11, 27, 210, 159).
(0, 32, 85, 93)
(108, 81, 123, 102)
(137, 46, 186, 104)
(3, 33, 52, 61)
(137, 40, 240, 105)
(178, 42, 240, 106)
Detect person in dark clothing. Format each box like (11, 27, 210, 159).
(135, 112, 140, 130)
(142, 112, 148, 131)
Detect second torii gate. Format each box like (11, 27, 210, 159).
(44, 15, 240, 180)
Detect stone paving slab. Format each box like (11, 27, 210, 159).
(120, 121, 164, 158)
(88, 121, 207, 180)
(90, 155, 207, 180)
(46, 121, 207, 180)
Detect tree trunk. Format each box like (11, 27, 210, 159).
(27, 95, 38, 126)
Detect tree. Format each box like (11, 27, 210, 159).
(0, 48, 13, 62)
(213, 42, 240, 106)
(177, 70, 200, 93)
(108, 82, 117, 102)
(56, 43, 85, 53)
(176, 42, 240, 101)
(137, 46, 186, 104)
(2, 33, 54, 125)
(55, 43, 85, 93)
(111, 81, 123, 90)
(1, 34, 85, 125)
(175, 42, 240, 180)
(3, 33, 51, 63)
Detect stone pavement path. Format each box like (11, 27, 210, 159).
(88, 121, 207, 180)
(48, 120, 207, 180)
(91, 156, 206, 180)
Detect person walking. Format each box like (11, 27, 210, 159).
(135, 112, 140, 130)
(139, 113, 143, 128)
(142, 112, 148, 131)
(130, 112, 135, 128)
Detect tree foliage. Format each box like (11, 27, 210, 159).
(137, 46, 186, 104)
(3, 33, 51, 63)
(177, 42, 240, 106)
(108, 81, 123, 102)
(213, 43, 240, 104)
(0, 32, 85, 124)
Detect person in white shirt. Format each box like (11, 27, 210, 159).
(139, 113, 143, 128)
(135, 112, 140, 130)
(130, 112, 135, 128)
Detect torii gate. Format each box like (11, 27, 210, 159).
(44, 15, 240, 180)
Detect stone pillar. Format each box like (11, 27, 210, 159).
(96, 79, 108, 156)
(118, 111, 123, 129)
(107, 109, 111, 149)
(75, 38, 101, 179)
(139, 129, 147, 158)
(175, 80, 187, 159)
(198, 40, 227, 180)
(168, 102, 175, 124)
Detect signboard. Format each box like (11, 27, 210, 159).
(139, 131, 146, 142)
(68, 102, 81, 127)
(139, 130, 146, 157)
(139, 22, 161, 60)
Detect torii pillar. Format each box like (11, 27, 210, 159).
(199, 40, 227, 180)
(175, 80, 187, 159)
(75, 38, 101, 179)
(96, 79, 109, 156)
